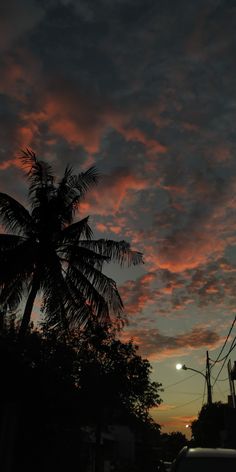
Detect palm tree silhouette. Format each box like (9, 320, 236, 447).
(0, 149, 143, 340)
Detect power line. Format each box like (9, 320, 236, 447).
(166, 391, 203, 396)
(164, 372, 202, 390)
(211, 376, 228, 382)
(211, 335, 236, 364)
(212, 354, 229, 386)
(168, 395, 203, 411)
(212, 337, 236, 386)
(210, 316, 236, 366)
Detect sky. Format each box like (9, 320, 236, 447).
(1, 0, 236, 436)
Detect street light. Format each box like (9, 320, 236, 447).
(176, 355, 212, 405)
(176, 363, 206, 377)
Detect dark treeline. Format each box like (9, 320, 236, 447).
(0, 316, 163, 472)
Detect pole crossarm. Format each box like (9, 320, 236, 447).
(182, 364, 207, 380)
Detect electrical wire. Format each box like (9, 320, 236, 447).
(164, 371, 205, 390)
(210, 316, 236, 366)
(168, 395, 204, 411)
(211, 338, 236, 386)
(211, 375, 228, 382)
(212, 354, 229, 386)
(210, 335, 236, 364)
(166, 391, 203, 396)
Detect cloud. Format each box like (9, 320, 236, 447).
(79, 168, 149, 217)
(0, 1, 44, 52)
(154, 413, 197, 434)
(119, 273, 157, 315)
(0, 0, 236, 385)
(121, 326, 220, 360)
(153, 230, 225, 273)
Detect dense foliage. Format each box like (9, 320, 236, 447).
(75, 322, 163, 424)
(0, 319, 163, 471)
(190, 401, 236, 449)
(159, 432, 188, 461)
(1, 319, 162, 425)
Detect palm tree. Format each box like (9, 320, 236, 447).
(0, 149, 143, 340)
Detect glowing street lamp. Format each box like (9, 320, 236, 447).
(176, 355, 212, 405)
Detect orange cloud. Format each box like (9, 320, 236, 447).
(95, 223, 107, 233)
(145, 230, 225, 273)
(117, 126, 167, 155)
(79, 171, 149, 217)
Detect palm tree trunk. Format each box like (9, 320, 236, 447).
(18, 272, 40, 341)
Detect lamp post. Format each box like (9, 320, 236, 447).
(176, 354, 212, 405)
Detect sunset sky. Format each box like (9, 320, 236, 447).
(1, 0, 236, 435)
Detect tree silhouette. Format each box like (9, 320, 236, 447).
(191, 402, 236, 448)
(159, 431, 187, 462)
(0, 321, 162, 472)
(0, 150, 143, 340)
(76, 321, 163, 424)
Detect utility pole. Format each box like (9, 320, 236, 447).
(227, 359, 236, 408)
(206, 350, 212, 405)
(177, 353, 213, 405)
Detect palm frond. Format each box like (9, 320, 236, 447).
(59, 217, 93, 242)
(0, 234, 25, 250)
(19, 149, 55, 211)
(0, 275, 24, 311)
(67, 259, 124, 318)
(55, 166, 99, 223)
(78, 239, 144, 266)
(59, 242, 110, 271)
(20, 148, 54, 185)
(0, 193, 34, 236)
(41, 260, 94, 330)
(63, 280, 103, 327)
(69, 166, 99, 198)
(67, 265, 112, 320)
(55, 165, 75, 224)
(40, 257, 70, 328)
(19, 148, 37, 169)
(66, 167, 99, 213)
